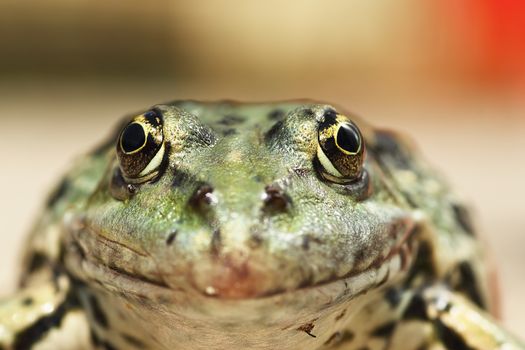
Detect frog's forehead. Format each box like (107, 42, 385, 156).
(157, 101, 375, 169)
(78, 100, 416, 300)
(164, 100, 373, 136)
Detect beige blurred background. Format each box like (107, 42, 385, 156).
(0, 0, 524, 336)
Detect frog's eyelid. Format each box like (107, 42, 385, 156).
(316, 145, 343, 177)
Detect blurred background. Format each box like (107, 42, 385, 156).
(0, 0, 524, 336)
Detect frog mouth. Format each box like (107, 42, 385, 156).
(67, 219, 417, 301)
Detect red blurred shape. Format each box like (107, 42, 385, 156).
(440, 0, 525, 84)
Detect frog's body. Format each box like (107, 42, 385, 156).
(0, 101, 523, 350)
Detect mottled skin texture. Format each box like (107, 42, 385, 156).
(0, 101, 523, 349)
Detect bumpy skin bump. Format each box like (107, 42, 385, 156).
(0, 100, 522, 350)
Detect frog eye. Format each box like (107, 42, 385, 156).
(116, 110, 166, 182)
(316, 112, 366, 183)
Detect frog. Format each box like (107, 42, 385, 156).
(0, 100, 523, 350)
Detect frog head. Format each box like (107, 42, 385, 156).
(65, 102, 420, 346)
(71, 102, 419, 298)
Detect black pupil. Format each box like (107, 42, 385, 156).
(337, 123, 360, 153)
(121, 123, 146, 153)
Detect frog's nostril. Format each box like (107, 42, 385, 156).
(262, 185, 291, 214)
(189, 183, 217, 210)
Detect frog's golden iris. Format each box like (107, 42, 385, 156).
(116, 110, 166, 182)
(316, 111, 366, 183)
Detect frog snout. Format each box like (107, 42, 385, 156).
(177, 183, 299, 299)
(188, 182, 292, 218)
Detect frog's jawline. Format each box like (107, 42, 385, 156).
(73, 228, 416, 301)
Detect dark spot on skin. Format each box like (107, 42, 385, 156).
(335, 309, 346, 321)
(172, 170, 190, 188)
(301, 236, 310, 250)
(435, 319, 473, 350)
(189, 183, 215, 209)
(373, 130, 412, 169)
(441, 300, 453, 313)
(90, 330, 102, 346)
(297, 322, 317, 338)
(264, 120, 284, 143)
(195, 128, 216, 147)
(268, 109, 285, 120)
(403, 294, 429, 321)
(26, 253, 48, 273)
(122, 333, 146, 348)
(22, 297, 34, 306)
(354, 248, 365, 264)
(47, 178, 70, 207)
(340, 330, 355, 343)
(210, 229, 222, 256)
(416, 346, 429, 350)
(222, 128, 237, 136)
(356, 347, 370, 350)
(371, 321, 396, 338)
(324, 332, 343, 345)
(248, 228, 264, 249)
(293, 168, 310, 178)
(87, 295, 108, 328)
(452, 204, 475, 236)
(405, 241, 437, 286)
(447, 261, 486, 309)
(385, 288, 402, 308)
(90, 329, 120, 350)
(262, 185, 291, 214)
(166, 231, 178, 246)
(303, 108, 315, 117)
(101, 342, 119, 350)
(217, 114, 245, 126)
(301, 235, 323, 251)
(51, 267, 63, 293)
(402, 248, 413, 275)
(323, 108, 338, 120)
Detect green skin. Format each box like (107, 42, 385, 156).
(0, 101, 523, 349)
